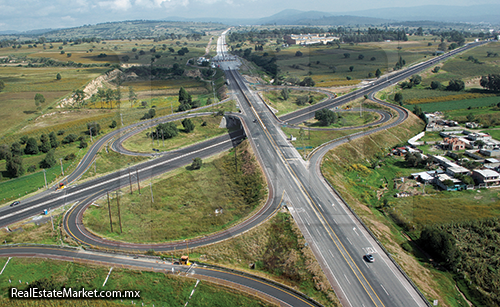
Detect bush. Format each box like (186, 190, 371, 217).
(27, 165, 37, 173)
(62, 134, 78, 144)
(64, 153, 76, 161)
(39, 150, 56, 169)
(191, 157, 202, 170)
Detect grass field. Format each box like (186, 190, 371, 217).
(250, 39, 438, 83)
(422, 42, 500, 85)
(305, 111, 380, 128)
(122, 115, 231, 153)
(261, 90, 327, 115)
(282, 126, 365, 158)
(0, 66, 107, 136)
(84, 140, 265, 243)
(0, 258, 270, 307)
(404, 96, 500, 113)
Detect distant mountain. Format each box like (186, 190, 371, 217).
(0, 30, 20, 35)
(166, 5, 500, 26)
(346, 5, 500, 24)
(295, 15, 391, 26)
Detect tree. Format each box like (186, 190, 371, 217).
(79, 139, 88, 149)
(281, 88, 289, 100)
(24, 137, 39, 155)
(432, 66, 441, 73)
(49, 132, 58, 148)
(178, 87, 192, 111)
(39, 134, 51, 153)
(410, 75, 422, 85)
(56, 73, 61, 80)
(11, 142, 23, 156)
(430, 81, 442, 90)
(299, 77, 315, 87)
(182, 118, 195, 133)
(480, 74, 500, 91)
(315, 109, 337, 126)
(34, 93, 45, 105)
(375, 69, 382, 78)
(148, 108, 156, 118)
(7, 155, 24, 177)
(191, 157, 202, 170)
(295, 96, 309, 106)
(349, 66, 354, 72)
(62, 134, 78, 144)
(73, 89, 85, 108)
(358, 54, 364, 60)
(0, 80, 4, 91)
(110, 120, 117, 128)
(19, 136, 29, 145)
(87, 122, 101, 136)
(343, 53, 350, 58)
(446, 79, 465, 91)
(394, 93, 403, 104)
(295, 50, 303, 57)
(394, 56, 406, 70)
(466, 113, 476, 122)
(39, 150, 56, 169)
(438, 42, 447, 51)
(128, 86, 137, 107)
(156, 122, 178, 139)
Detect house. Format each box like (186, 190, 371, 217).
(411, 170, 443, 183)
(472, 169, 500, 186)
(479, 149, 500, 157)
(446, 166, 470, 177)
(465, 122, 479, 129)
(434, 173, 467, 191)
(442, 137, 466, 150)
(284, 34, 339, 45)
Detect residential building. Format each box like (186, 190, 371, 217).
(442, 137, 466, 150)
(472, 169, 500, 186)
(284, 34, 339, 45)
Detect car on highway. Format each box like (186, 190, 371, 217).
(364, 254, 375, 263)
(10, 201, 20, 207)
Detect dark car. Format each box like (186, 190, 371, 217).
(364, 254, 375, 263)
(10, 201, 20, 207)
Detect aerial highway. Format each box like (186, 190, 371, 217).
(0, 29, 488, 306)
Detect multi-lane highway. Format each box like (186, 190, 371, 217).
(0, 29, 488, 306)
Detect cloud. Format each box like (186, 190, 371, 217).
(98, 0, 132, 10)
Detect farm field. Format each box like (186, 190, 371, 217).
(250, 38, 441, 83)
(404, 96, 500, 113)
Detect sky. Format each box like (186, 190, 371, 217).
(0, 0, 498, 32)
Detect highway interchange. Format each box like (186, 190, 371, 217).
(0, 30, 488, 306)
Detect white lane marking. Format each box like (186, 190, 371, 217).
(346, 237, 353, 245)
(328, 250, 335, 259)
(344, 274, 351, 285)
(0, 137, 239, 223)
(380, 284, 390, 296)
(353, 227, 359, 236)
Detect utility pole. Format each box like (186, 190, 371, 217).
(128, 168, 133, 194)
(89, 127, 93, 143)
(94, 158, 97, 175)
(150, 181, 154, 203)
(162, 129, 164, 147)
(116, 191, 122, 233)
(59, 158, 64, 176)
(120, 113, 123, 126)
(136, 168, 141, 194)
(43, 169, 47, 189)
(107, 192, 113, 232)
(49, 208, 54, 231)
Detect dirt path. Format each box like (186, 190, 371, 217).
(204, 36, 214, 57)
